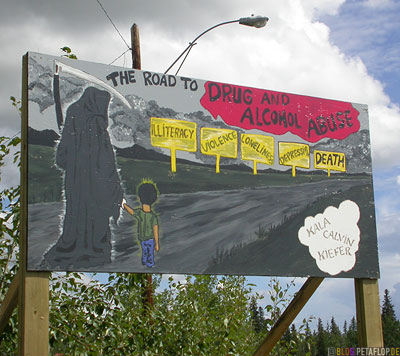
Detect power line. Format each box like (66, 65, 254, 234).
(174, 42, 197, 75)
(109, 48, 131, 65)
(95, 0, 131, 50)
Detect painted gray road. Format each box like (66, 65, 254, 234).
(28, 178, 368, 273)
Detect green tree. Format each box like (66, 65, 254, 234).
(381, 289, 400, 347)
(315, 318, 327, 356)
(60, 46, 78, 59)
(327, 316, 343, 348)
(0, 135, 21, 352)
(250, 295, 266, 333)
(47, 273, 259, 355)
(299, 321, 314, 356)
(344, 316, 358, 347)
(329, 316, 341, 336)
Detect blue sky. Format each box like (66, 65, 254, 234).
(326, 0, 400, 312)
(0, 0, 399, 332)
(322, 0, 400, 106)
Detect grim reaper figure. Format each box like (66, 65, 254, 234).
(43, 85, 123, 269)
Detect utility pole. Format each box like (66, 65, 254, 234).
(131, 24, 141, 70)
(130, 23, 154, 309)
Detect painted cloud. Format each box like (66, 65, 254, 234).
(298, 200, 361, 276)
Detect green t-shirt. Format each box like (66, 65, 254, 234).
(133, 208, 158, 242)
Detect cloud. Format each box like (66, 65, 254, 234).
(378, 253, 400, 309)
(373, 166, 400, 253)
(363, 0, 396, 9)
(392, 282, 400, 317)
(369, 104, 400, 167)
(320, 0, 400, 105)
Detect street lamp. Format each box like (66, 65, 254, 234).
(164, 15, 269, 75)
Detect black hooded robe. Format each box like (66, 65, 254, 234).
(43, 86, 123, 269)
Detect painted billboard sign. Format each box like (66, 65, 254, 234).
(26, 52, 379, 277)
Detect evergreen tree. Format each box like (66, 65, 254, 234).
(330, 317, 341, 336)
(382, 289, 396, 317)
(249, 295, 265, 333)
(328, 316, 343, 348)
(381, 289, 400, 347)
(315, 318, 327, 356)
(344, 316, 358, 347)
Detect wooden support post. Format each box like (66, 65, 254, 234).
(18, 53, 50, 356)
(253, 277, 324, 356)
(0, 271, 19, 335)
(354, 278, 384, 347)
(18, 272, 50, 355)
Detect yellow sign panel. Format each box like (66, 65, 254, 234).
(151, 117, 197, 151)
(278, 142, 310, 177)
(314, 150, 346, 177)
(151, 117, 197, 172)
(200, 128, 238, 173)
(241, 134, 274, 175)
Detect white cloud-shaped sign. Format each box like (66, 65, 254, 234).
(298, 200, 360, 276)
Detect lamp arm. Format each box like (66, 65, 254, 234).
(164, 19, 239, 74)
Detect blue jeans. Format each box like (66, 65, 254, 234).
(141, 239, 155, 268)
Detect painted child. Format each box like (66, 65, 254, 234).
(122, 181, 160, 268)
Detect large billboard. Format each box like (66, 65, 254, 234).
(25, 52, 379, 277)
